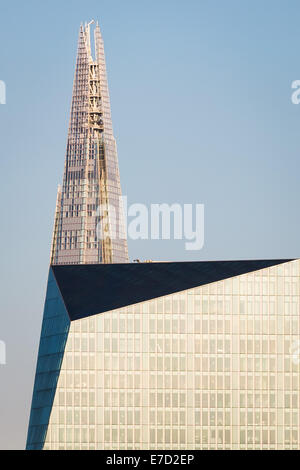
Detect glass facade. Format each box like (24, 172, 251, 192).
(42, 260, 300, 450)
(26, 269, 70, 450)
(51, 21, 128, 265)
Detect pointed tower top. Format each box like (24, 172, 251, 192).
(51, 19, 129, 265)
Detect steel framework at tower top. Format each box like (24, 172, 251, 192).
(51, 21, 128, 265)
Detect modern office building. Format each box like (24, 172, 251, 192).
(27, 259, 300, 450)
(26, 21, 300, 450)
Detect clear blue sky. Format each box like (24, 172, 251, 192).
(0, 0, 300, 449)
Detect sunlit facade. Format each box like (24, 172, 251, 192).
(51, 21, 128, 265)
(27, 259, 300, 450)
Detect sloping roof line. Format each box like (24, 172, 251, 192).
(52, 259, 294, 321)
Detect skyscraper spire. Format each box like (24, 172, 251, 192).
(51, 21, 128, 265)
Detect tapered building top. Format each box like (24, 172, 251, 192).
(51, 21, 128, 265)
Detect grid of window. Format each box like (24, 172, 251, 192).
(51, 23, 128, 266)
(44, 260, 300, 449)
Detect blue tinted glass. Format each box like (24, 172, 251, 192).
(26, 268, 70, 450)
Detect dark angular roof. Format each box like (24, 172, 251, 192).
(52, 259, 292, 321)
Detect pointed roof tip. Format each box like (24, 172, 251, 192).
(79, 19, 99, 29)
(95, 21, 102, 36)
(78, 20, 100, 38)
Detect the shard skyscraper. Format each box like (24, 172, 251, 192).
(51, 20, 128, 265)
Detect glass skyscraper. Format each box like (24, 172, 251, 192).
(51, 21, 128, 265)
(26, 21, 300, 451)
